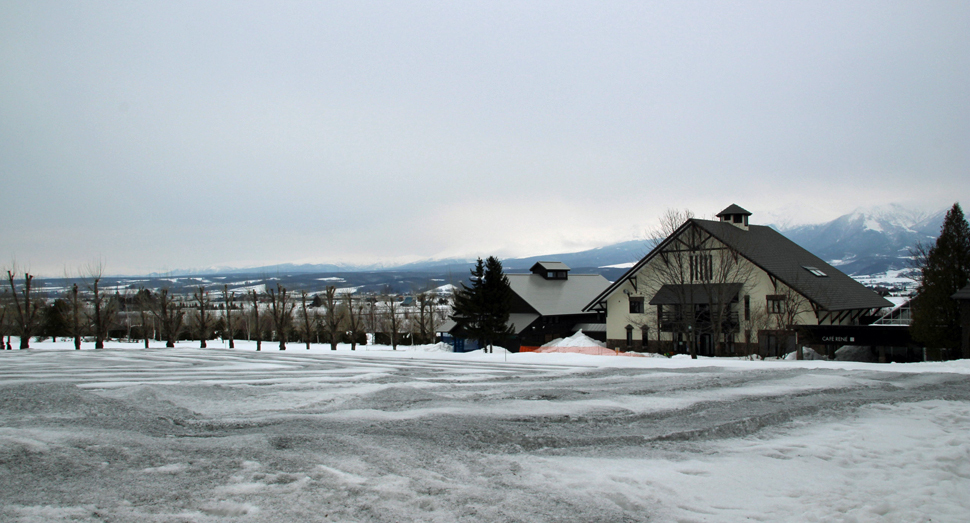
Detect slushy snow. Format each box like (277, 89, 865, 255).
(1, 339, 968, 522)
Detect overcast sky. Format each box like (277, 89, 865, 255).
(2, 1, 968, 276)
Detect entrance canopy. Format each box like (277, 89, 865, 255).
(649, 283, 743, 305)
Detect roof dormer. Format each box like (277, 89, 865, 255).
(531, 261, 570, 280)
(716, 204, 751, 230)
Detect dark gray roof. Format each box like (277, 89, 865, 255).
(649, 283, 743, 305)
(508, 273, 609, 316)
(953, 284, 970, 301)
(694, 219, 891, 311)
(439, 315, 538, 335)
(531, 261, 570, 272)
(509, 313, 540, 334)
(437, 318, 456, 333)
(585, 218, 892, 312)
(717, 204, 751, 217)
(572, 323, 606, 333)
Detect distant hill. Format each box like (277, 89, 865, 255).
(114, 203, 950, 295)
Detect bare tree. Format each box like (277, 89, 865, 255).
(297, 290, 315, 350)
(251, 288, 262, 351)
(344, 291, 365, 351)
(0, 290, 8, 350)
(7, 270, 42, 349)
(268, 283, 294, 351)
(136, 288, 153, 348)
(222, 285, 236, 349)
(699, 237, 757, 357)
(767, 281, 813, 359)
(153, 288, 184, 348)
(65, 283, 84, 350)
(84, 263, 116, 349)
(639, 210, 698, 357)
(116, 288, 134, 342)
(415, 290, 439, 344)
(193, 286, 212, 348)
(381, 292, 401, 350)
(364, 298, 379, 340)
(738, 295, 771, 358)
(322, 286, 342, 350)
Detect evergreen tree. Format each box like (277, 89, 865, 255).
(450, 256, 514, 352)
(482, 256, 514, 350)
(43, 299, 71, 340)
(451, 258, 487, 349)
(910, 203, 970, 358)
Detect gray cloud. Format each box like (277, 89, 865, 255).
(1, 1, 967, 275)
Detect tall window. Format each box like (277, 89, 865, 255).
(690, 253, 713, 282)
(767, 295, 784, 314)
(629, 297, 644, 314)
(744, 295, 750, 321)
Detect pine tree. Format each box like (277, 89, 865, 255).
(482, 256, 514, 351)
(450, 257, 514, 352)
(451, 258, 487, 349)
(910, 203, 970, 358)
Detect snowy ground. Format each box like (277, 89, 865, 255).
(2, 341, 969, 522)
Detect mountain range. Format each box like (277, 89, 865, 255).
(31, 204, 944, 297)
(777, 204, 945, 276)
(155, 204, 947, 282)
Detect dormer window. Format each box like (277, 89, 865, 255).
(531, 261, 570, 280)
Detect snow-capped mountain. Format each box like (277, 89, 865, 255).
(778, 204, 946, 276)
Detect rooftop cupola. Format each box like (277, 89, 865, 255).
(716, 204, 751, 230)
(531, 261, 570, 280)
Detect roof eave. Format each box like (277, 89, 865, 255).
(582, 219, 695, 312)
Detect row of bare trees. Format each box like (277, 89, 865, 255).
(3, 266, 118, 350)
(1, 267, 450, 351)
(246, 285, 447, 351)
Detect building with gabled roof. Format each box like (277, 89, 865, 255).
(504, 262, 610, 350)
(438, 261, 609, 352)
(584, 205, 894, 357)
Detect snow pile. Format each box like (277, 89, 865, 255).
(541, 330, 607, 349)
(784, 347, 826, 360)
(534, 330, 643, 356)
(835, 345, 879, 362)
(412, 342, 453, 353)
(466, 346, 511, 354)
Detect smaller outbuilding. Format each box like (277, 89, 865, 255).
(438, 261, 609, 352)
(505, 262, 610, 350)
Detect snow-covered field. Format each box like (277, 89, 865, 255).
(2, 341, 969, 522)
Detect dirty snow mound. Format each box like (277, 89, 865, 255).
(541, 330, 606, 349)
(835, 345, 879, 362)
(535, 330, 631, 356)
(785, 348, 826, 360)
